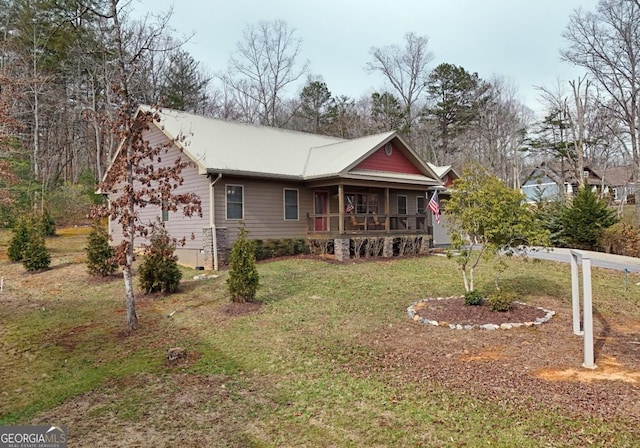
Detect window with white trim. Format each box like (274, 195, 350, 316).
(226, 185, 244, 220)
(284, 188, 299, 220)
(416, 196, 426, 214)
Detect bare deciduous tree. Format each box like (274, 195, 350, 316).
(562, 0, 640, 224)
(225, 20, 308, 127)
(366, 32, 433, 130)
(93, 0, 202, 333)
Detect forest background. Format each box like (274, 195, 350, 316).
(0, 0, 639, 228)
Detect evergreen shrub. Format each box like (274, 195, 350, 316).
(138, 222, 182, 294)
(464, 290, 484, 306)
(227, 224, 259, 302)
(85, 222, 118, 276)
(22, 232, 51, 271)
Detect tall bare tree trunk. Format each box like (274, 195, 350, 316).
(109, 0, 138, 332)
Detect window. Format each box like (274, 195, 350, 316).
(416, 196, 426, 214)
(284, 189, 299, 220)
(397, 195, 407, 215)
(345, 193, 379, 214)
(226, 185, 244, 220)
(161, 199, 169, 222)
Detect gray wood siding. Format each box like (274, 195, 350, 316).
(216, 176, 312, 247)
(108, 126, 211, 250)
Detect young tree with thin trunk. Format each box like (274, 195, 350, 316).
(92, 0, 202, 333)
(445, 165, 549, 292)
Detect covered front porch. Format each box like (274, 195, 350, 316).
(304, 182, 437, 261)
(305, 183, 435, 237)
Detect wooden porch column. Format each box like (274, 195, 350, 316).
(384, 188, 390, 232)
(338, 184, 344, 234)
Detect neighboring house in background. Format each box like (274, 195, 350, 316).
(427, 163, 460, 247)
(521, 161, 602, 202)
(101, 106, 444, 269)
(598, 164, 635, 203)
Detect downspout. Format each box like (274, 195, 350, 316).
(209, 173, 222, 270)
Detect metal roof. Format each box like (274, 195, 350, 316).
(139, 106, 440, 184)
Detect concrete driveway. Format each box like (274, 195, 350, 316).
(523, 247, 640, 273)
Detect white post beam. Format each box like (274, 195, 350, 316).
(570, 252, 582, 335)
(582, 256, 596, 369)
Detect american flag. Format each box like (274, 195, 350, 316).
(428, 191, 441, 224)
(345, 197, 355, 213)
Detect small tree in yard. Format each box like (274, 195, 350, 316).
(7, 217, 30, 262)
(22, 230, 51, 272)
(445, 165, 549, 296)
(227, 224, 259, 302)
(561, 184, 617, 250)
(138, 221, 182, 294)
(8, 216, 51, 270)
(85, 221, 117, 277)
(90, 0, 202, 333)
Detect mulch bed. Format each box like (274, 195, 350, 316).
(411, 297, 548, 326)
(346, 296, 640, 427)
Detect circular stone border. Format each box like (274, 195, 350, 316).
(407, 296, 556, 330)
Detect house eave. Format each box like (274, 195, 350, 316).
(204, 168, 302, 181)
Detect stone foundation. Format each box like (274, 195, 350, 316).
(334, 238, 350, 262)
(382, 237, 394, 258)
(202, 227, 229, 270)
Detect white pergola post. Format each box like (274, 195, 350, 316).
(570, 253, 581, 335)
(570, 250, 597, 370)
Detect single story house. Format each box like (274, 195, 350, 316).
(521, 161, 636, 204)
(521, 161, 602, 202)
(598, 164, 635, 203)
(102, 106, 445, 269)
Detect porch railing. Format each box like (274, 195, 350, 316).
(306, 213, 431, 234)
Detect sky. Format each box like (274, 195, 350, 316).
(131, 0, 601, 116)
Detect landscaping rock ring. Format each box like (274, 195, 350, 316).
(407, 296, 556, 330)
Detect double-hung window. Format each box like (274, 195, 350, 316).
(284, 189, 299, 220)
(226, 185, 244, 220)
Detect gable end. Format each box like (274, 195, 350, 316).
(353, 143, 421, 175)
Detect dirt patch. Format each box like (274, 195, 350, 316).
(347, 297, 640, 421)
(537, 355, 640, 383)
(220, 302, 262, 316)
(54, 323, 103, 351)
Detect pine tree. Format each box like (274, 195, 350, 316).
(22, 230, 50, 271)
(85, 222, 117, 276)
(138, 221, 182, 294)
(561, 185, 618, 250)
(227, 224, 259, 302)
(7, 217, 29, 262)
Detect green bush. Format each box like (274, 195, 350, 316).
(85, 222, 118, 276)
(22, 232, 51, 271)
(561, 185, 618, 250)
(38, 209, 56, 236)
(487, 289, 513, 312)
(7, 217, 30, 262)
(599, 222, 640, 257)
(464, 290, 483, 306)
(138, 222, 182, 294)
(227, 224, 259, 302)
(253, 238, 309, 260)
